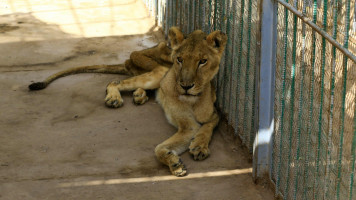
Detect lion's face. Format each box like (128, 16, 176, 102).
(168, 28, 227, 96)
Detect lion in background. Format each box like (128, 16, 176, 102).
(29, 27, 227, 176)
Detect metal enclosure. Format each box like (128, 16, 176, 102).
(143, 0, 356, 199)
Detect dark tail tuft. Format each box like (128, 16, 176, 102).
(29, 82, 47, 90)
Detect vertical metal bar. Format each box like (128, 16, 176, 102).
(214, 0, 218, 30)
(220, 0, 226, 111)
(149, 0, 153, 16)
(276, 0, 289, 196)
(284, 1, 298, 198)
(181, 0, 184, 30)
(158, 0, 161, 26)
(155, 0, 158, 21)
(217, 0, 225, 108)
(222, 0, 232, 114)
(161, 0, 164, 28)
(293, 0, 307, 199)
(324, 0, 339, 198)
(193, 0, 196, 31)
(165, 0, 168, 35)
(313, 0, 328, 197)
(250, 0, 261, 153)
(189, 0, 192, 33)
(303, 0, 318, 198)
(147, 0, 150, 16)
(173, 0, 176, 26)
(216, 0, 223, 107)
(166, 0, 170, 30)
(208, 0, 212, 32)
(232, 0, 239, 134)
(182, 0, 184, 29)
(350, 100, 356, 200)
(211, 0, 218, 89)
(337, 0, 351, 198)
(242, 0, 253, 148)
(170, 0, 173, 27)
(179, 0, 182, 29)
(188, 0, 193, 33)
(253, 0, 277, 179)
(192, 0, 194, 31)
(228, 0, 237, 126)
(183, 1, 190, 34)
(170, 0, 173, 28)
(171, 0, 174, 26)
(201, 0, 206, 32)
(235, 0, 245, 138)
(194, 0, 197, 30)
(182, 0, 185, 34)
(224, 0, 232, 116)
(176, 0, 179, 26)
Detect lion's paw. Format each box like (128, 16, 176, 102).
(189, 140, 210, 161)
(133, 88, 149, 105)
(169, 158, 187, 177)
(105, 92, 124, 108)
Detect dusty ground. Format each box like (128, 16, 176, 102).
(0, 0, 274, 199)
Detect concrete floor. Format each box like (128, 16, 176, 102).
(0, 1, 274, 199)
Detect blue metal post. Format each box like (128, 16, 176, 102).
(155, 0, 158, 22)
(252, 0, 277, 180)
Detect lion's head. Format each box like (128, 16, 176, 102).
(168, 27, 227, 96)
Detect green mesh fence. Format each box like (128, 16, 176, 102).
(143, 0, 356, 199)
(272, 0, 356, 199)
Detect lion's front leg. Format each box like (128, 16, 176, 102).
(155, 143, 187, 177)
(189, 112, 219, 161)
(105, 80, 124, 108)
(105, 66, 168, 108)
(155, 118, 200, 176)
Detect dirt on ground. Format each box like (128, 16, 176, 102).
(0, 0, 274, 199)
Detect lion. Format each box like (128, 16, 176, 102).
(29, 27, 227, 176)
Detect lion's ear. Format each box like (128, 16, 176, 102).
(206, 31, 227, 54)
(168, 27, 184, 49)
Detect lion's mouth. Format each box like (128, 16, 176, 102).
(182, 91, 202, 96)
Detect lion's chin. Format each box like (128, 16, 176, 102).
(179, 91, 202, 97)
(178, 94, 199, 104)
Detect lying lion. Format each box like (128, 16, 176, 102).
(29, 27, 227, 176)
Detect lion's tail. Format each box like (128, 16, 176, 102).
(29, 64, 128, 90)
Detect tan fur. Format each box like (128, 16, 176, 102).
(106, 28, 227, 176)
(29, 27, 227, 177)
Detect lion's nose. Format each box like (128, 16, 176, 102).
(180, 84, 194, 91)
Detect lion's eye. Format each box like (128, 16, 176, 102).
(199, 59, 207, 65)
(177, 57, 183, 64)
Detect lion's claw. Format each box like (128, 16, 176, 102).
(105, 93, 123, 108)
(170, 160, 187, 177)
(189, 140, 210, 161)
(133, 88, 149, 105)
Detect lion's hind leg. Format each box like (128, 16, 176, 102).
(105, 66, 168, 108)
